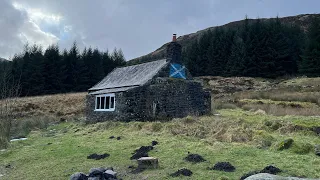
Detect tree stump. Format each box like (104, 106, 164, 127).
(137, 157, 159, 169)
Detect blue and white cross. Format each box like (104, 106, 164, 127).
(169, 63, 186, 79)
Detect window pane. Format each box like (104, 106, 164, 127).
(101, 97, 105, 109)
(110, 97, 115, 108)
(106, 96, 110, 109)
(96, 97, 100, 109)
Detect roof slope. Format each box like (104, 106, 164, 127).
(89, 59, 168, 91)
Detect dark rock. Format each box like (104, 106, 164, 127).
(109, 136, 115, 139)
(5, 164, 11, 168)
(151, 140, 158, 146)
(240, 171, 260, 180)
(88, 167, 106, 177)
(116, 137, 121, 140)
(128, 165, 134, 169)
(70, 172, 88, 180)
(170, 168, 193, 177)
(130, 146, 153, 160)
(277, 138, 294, 150)
(87, 153, 110, 160)
(104, 169, 117, 179)
(209, 162, 236, 172)
(87, 177, 99, 180)
(184, 153, 206, 163)
(260, 165, 282, 175)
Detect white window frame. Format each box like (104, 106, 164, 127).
(94, 93, 115, 111)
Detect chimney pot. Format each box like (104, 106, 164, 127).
(172, 34, 177, 42)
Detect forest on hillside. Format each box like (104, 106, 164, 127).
(183, 16, 320, 78)
(0, 43, 125, 96)
(0, 16, 319, 97)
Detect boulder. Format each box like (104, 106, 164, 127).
(137, 157, 159, 169)
(88, 167, 106, 177)
(244, 173, 317, 180)
(70, 172, 88, 180)
(104, 169, 117, 179)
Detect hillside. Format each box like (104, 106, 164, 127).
(1, 77, 320, 179)
(128, 13, 320, 65)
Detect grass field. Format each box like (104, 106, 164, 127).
(0, 77, 320, 180)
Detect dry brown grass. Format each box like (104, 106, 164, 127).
(1, 92, 86, 118)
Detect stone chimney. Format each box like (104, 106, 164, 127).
(166, 34, 182, 64)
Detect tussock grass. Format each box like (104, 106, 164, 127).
(1, 92, 86, 118)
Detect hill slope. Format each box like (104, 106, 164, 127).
(128, 13, 320, 64)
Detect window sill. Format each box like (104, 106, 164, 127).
(94, 109, 115, 112)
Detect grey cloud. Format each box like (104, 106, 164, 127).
(2, 0, 320, 60)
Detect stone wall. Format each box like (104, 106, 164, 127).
(86, 77, 211, 122)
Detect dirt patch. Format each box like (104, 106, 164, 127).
(184, 153, 206, 163)
(209, 162, 236, 172)
(130, 146, 153, 160)
(170, 168, 193, 177)
(87, 153, 110, 160)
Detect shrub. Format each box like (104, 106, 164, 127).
(151, 122, 163, 132)
(277, 138, 294, 151)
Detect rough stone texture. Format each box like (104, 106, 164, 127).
(244, 173, 318, 180)
(70, 172, 88, 180)
(137, 157, 159, 169)
(86, 77, 211, 122)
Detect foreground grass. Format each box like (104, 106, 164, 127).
(1, 110, 320, 180)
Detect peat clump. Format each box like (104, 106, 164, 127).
(87, 153, 110, 160)
(151, 140, 158, 146)
(209, 162, 236, 172)
(184, 153, 206, 163)
(240, 165, 282, 180)
(170, 168, 193, 177)
(260, 165, 282, 174)
(70, 167, 118, 180)
(130, 146, 153, 160)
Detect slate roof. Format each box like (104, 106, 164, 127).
(89, 59, 168, 92)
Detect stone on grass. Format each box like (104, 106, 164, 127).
(137, 157, 159, 169)
(244, 173, 317, 180)
(88, 167, 106, 177)
(104, 169, 117, 179)
(70, 172, 88, 180)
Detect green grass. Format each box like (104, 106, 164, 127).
(1, 111, 320, 180)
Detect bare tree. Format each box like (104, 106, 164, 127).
(0, 67, 20, 148)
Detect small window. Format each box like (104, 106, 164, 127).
(95, 93, 115, 111)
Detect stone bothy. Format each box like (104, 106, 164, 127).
(86, 34, 211, 122)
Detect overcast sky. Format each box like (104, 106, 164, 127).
(0, 0, 319, 60)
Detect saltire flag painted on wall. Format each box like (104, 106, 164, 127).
(170, 63, 186, 79)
